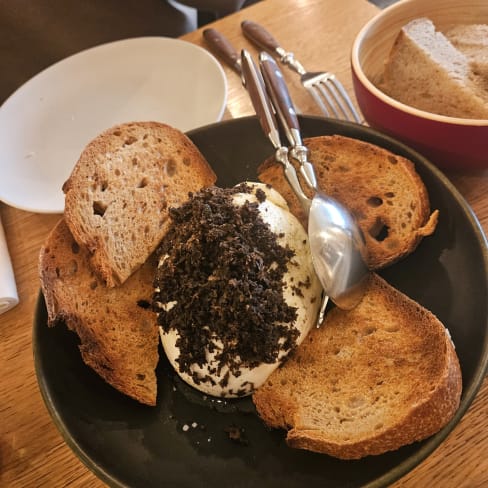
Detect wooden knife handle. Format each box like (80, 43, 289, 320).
(259, 52, 301, 144)
(203, 28, 241, 74)
(241, 20, 281, 54)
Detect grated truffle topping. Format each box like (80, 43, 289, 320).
(152, 184, 299, 385)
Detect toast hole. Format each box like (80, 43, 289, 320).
(125, 136, 137, 145)
(387, 155, 397, 164)
(137, 177, 149, 188)
(136, 373, 146, 381)
(114, 168, 121, 176)
(363, 326, 376, 336)
(374, 423, 383, 430)
(113, 130, 121, 136)
(166, 159, 177, 177)
(132, 157, 138, 166)
(369, 218, 389, 242)
(71, 241, 80, 254)
(137, 300, 151, 309)
(144, 225, 150, 234)
(93, 201, 107, 217)
(101, 181, 108, 192)
(334, 406, 340, 413)
(385, 192, 395, 198)
(366, 196, 383, 207)
(90, 280, 98, 290)
(385, 326, 399, 333)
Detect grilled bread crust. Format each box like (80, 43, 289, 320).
(258, 134, 438, 269)
(39, 218, 159, 406)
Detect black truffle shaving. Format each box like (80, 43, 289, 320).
(153, 184, 299, 383)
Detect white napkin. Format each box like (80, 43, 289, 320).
(0, 215, 19, 314)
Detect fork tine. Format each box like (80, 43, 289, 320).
(320, 77, 354, 121)
(313, 78, 350, 120)
(305, 73, 362, 123)
(306, 84, 337, 119)
(326, 75, 362, 123)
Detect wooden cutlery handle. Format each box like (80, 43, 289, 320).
(203, 28, 241, 74)
(259, 52, 301, 144)
(241, 20, 282, 54)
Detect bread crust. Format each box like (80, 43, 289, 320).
(252, 274, 462, 459)
(258, 135, 438, 269)
(39, 218, 160, 405)
(63, 121, 217, 287)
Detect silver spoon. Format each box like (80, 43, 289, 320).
(244, 50, 369, 310)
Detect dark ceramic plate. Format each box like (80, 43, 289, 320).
(34, 116, 488, 488)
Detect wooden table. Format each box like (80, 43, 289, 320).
(1, 0, 487, 486)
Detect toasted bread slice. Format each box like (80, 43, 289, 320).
(39, 219, 159, 406)
(252, 273, 462, 459)
(382, 18, 488, 119)
(258, 135, 438, 269)
(63, 121, 217, 287)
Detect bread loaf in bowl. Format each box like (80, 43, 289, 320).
(351, 0, 488, 171)
(382, 18, 488, 119)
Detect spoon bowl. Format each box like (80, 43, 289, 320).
(308, 193, 369, 310)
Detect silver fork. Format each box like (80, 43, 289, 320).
(241, 20, 362, 124)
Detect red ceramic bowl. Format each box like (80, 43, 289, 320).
(351, 0, 488, 171)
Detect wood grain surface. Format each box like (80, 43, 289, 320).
(1, 0, 487, 486)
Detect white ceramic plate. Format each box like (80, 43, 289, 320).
(0, 37, 227, 213)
